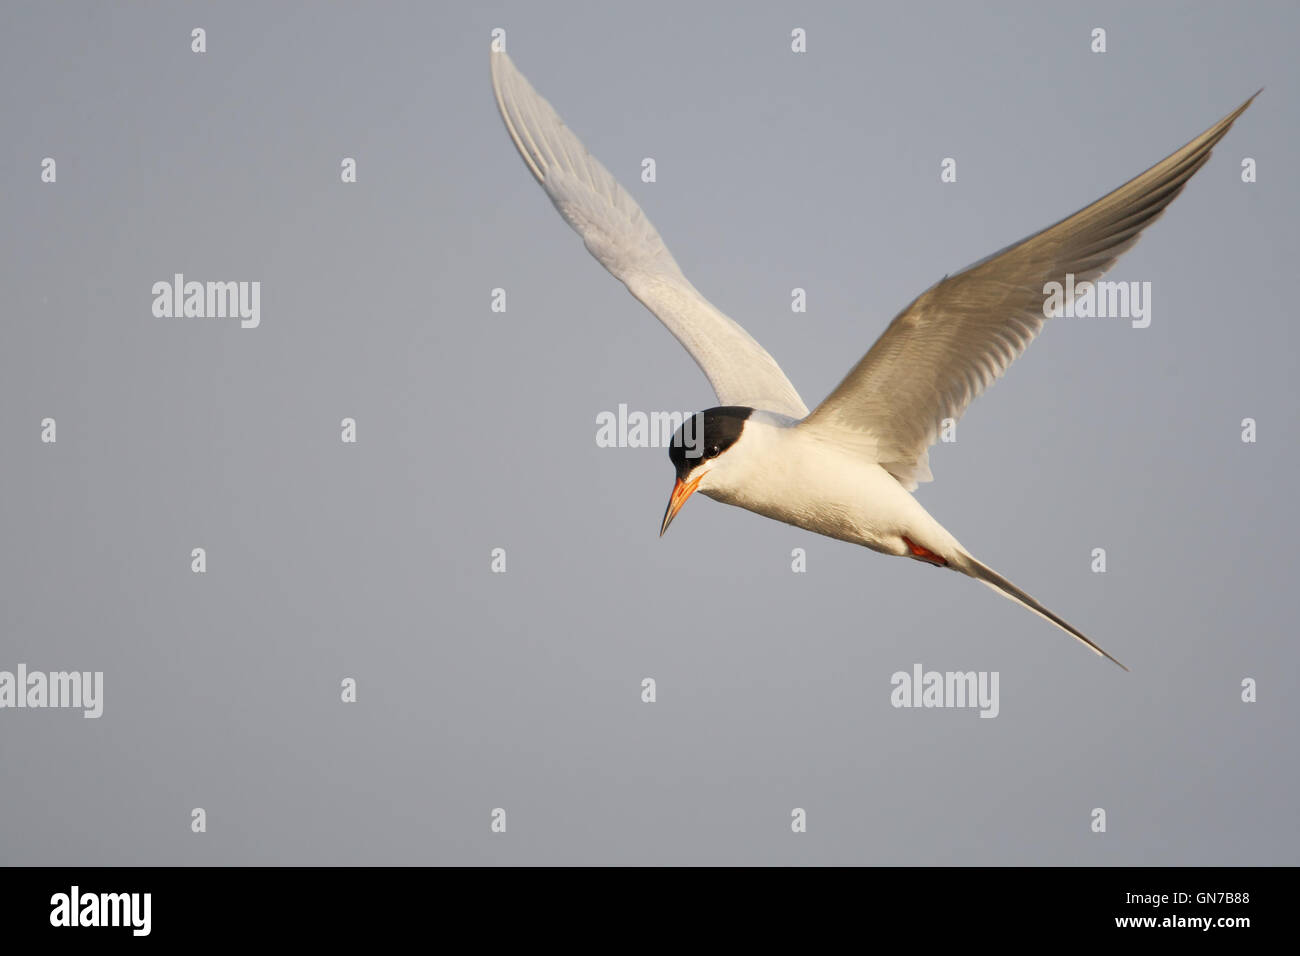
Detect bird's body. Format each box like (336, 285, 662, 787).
(696, 410, 959, 563)
(490, 46, 1256, 670)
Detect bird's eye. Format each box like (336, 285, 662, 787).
(709, 444, 721, 458)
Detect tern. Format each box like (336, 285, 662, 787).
(491, 49, 1256, 669)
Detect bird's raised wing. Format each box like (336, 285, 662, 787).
(491, 50, 809, 419)
(802, 93, 1257, 490)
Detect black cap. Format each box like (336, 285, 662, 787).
(668, 406, 753, 479)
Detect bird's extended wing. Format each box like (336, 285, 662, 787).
(491, 49, 809, 419)
(801, 93, 1258, 490)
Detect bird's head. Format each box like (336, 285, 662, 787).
(660, 406, 754, 536)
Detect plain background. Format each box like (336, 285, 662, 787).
(1, 1, 1296, 865)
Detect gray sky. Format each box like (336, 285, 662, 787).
(1, 0, 1296, 864)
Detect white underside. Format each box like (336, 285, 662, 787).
(697, 413, 964, 561)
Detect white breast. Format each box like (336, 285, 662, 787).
(698, 412, 961, 558)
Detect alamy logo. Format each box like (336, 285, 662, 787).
(595, 405, 703, 454)
(1042, 273, 1152, 328)
(890, 663, 999, 718)
(152, 273, 261, 328)
(0, 664, 103, 718)
(50, 886, 150, 936)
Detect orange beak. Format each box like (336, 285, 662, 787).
(660, 472, 703, 537)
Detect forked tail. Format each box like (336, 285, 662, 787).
(952, 553, 1128, 670)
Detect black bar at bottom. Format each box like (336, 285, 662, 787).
(0, 865, 1278, 941)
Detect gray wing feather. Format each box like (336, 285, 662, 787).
(803, 93, 1258, 489)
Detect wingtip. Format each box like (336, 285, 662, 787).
(488, 41, 514, 74)
(1228, 88, 1262, 121)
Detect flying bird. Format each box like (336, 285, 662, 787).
(490, 48, 1256, 670)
